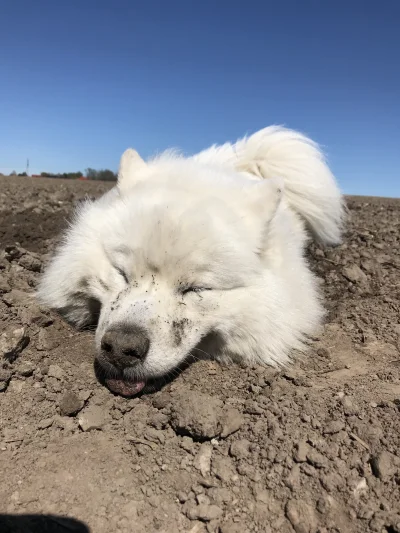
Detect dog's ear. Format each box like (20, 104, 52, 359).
(118, 148, 147, 191)
(242, 177, 283, 224)
(239, 178, 284, 253)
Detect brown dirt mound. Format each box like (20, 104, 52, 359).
(1, 175, 399, 533)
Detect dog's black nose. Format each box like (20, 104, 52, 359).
(100, 326, 150, 365)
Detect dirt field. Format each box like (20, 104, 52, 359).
(0, 175, 399, 533)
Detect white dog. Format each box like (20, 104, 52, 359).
(38, 126, 343, 396)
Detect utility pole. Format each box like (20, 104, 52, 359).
(26, 158, 30, 176)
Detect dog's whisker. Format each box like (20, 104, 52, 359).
(192, 347, 212, 359)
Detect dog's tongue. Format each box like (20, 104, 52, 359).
(105, 378, 145, 397)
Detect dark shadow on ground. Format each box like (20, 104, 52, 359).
(0, 514, 90, 533)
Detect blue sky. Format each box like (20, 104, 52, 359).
(1, 0, 399, 197)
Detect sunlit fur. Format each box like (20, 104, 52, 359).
(38, 126, 343, 382)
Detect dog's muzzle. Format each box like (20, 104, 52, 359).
(98, 324, 150, 396)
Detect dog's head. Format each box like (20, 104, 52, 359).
(38, 149, 283, 395)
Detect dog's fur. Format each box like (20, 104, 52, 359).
(38, 126, 343, 390)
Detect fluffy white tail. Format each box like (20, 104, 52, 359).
(194, 126, 344, 245)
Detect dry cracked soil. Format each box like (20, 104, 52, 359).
(0, 175, 399, 533)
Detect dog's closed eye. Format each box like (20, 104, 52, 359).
(180, 286, 212, 296)
(114, 266, 129, 284)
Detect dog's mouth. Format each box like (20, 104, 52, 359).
(94, 358, 169, 397)
(103, 373, 175, 397)
(94, 358, 148, 397)
(95, 357, 191, 397)
(105, 378, 146, 397)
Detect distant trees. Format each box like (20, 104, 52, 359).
(8, 168, 117, 181)
(37, 169, 117, 181)
(61, 171, 83, 180)
(40, 171, 83, 179)
(85, 168, 117, 181)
